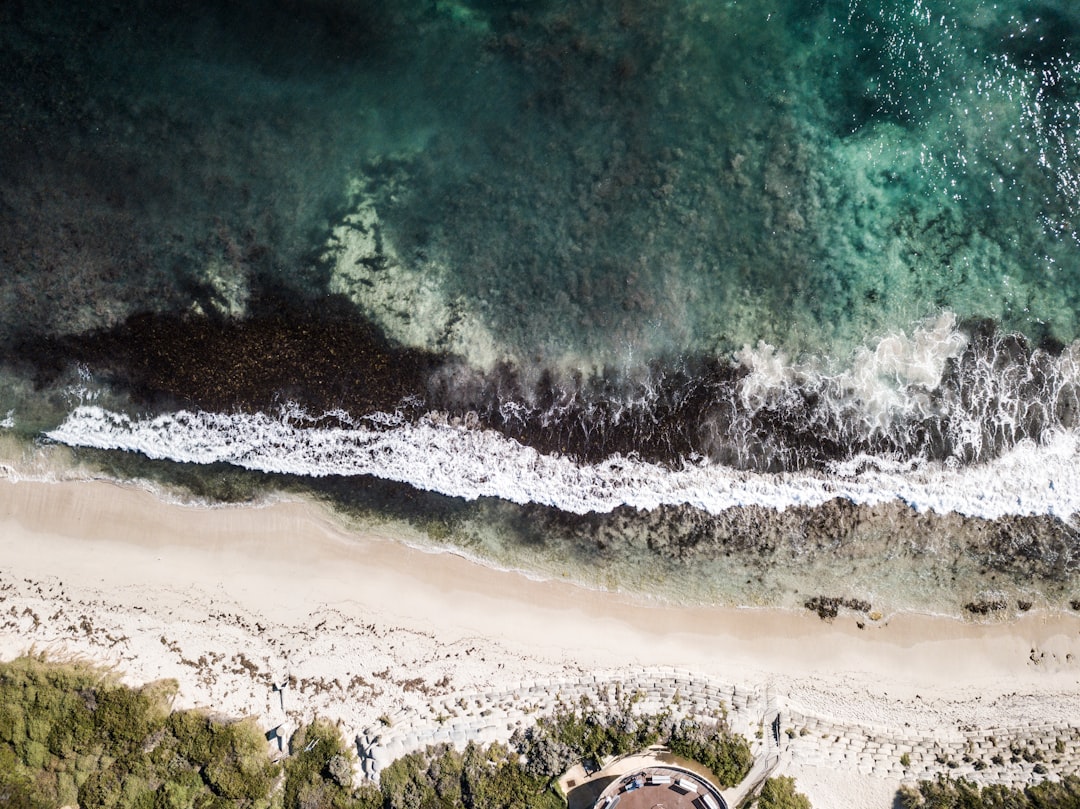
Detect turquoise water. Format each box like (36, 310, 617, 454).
(3, 1, 1078, 364)
(4, 0, 1080, 612)
(340, 0, 1080, 366)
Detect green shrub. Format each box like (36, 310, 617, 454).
(755, 776, 812, 809)
(0, 769, 51, 809)
(1027, 776, 1080, 806)
(666, 718, 753, 788)
(24, 740, 47, 769)
(167, 710, 216, 763)
(0, 656, 279, 809)
(94, 686, 155, 754)
(26, 716, 51, 744)
(898, 774, 1080, 808)
(460, 743, 563, 809)
(380, 742, 562, 809)
(77, 765, 124, 808)
(380, 745, 459, 809)
(56, 771, 78, 806)
(203, 718, 278, 800)
(509, 698, 752, 789)
(0, 705, 28, 746)
(283, 719, 377, 809)
(153, 769, 205, 809)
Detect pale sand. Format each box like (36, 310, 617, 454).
(2, 477, 1079, 807)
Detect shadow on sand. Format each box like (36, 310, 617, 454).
(567, 775, 617, 809)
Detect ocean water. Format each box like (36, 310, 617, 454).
(3, 0, 1080, 614)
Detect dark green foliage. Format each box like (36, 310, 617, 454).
(515, 700, 664, 778)
(511, 696, 753, 789)
(380, 744, 462, 809)
(95, 686, 157, 754)
(460, 743, 564, 809)
(754, 776, 812, 809)
(0, 655, 762, 809)
(667, 717, 754, 788)
(899, 775, 1080, 808)
(378, 742, 562, 809)
(0, 655, 279, 809)
(201, 719, 278, 800)
(0, 767, 51, 809)
(384, 695, 756, 803)
(283, 719, 380, 809)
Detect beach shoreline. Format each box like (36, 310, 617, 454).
(1, 476, 1079, 807)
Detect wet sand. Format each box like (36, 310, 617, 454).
(1, 477, 1078, 806)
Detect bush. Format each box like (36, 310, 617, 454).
(666, 718, 753, 788)
(153, 770, 205, 809)
(509, 698, 752, 789)
(168, 710, 216, 763)
(0, 769, 51, 809)
(94, 686, 155, 754)
(282, 719, 384, 809)
(460, 743, 563, 809)
(77, 765, 124, 808)
(512, 700, 662, 780)
(379, 742, 562, 809)
(755, 776, 812, 809)
(0, 655, 279, 809)
(898, 775, 1080, 808)
(203, 719, 278, 800)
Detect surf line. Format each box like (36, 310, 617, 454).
(46, 405, 1080, 521)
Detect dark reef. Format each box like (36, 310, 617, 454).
(527, 497, 1080, 599)
(14, 307, 1080, 482)
(16, 295, 439, 418)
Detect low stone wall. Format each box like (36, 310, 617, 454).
(358, 667, 773, 779)
(355, 667, 1080, 792)
(784, 707, 1080, 788)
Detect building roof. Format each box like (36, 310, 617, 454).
(592, 765, 727, 809)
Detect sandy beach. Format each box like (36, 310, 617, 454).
(2, 476, 1079, 807)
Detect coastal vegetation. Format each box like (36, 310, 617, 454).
(899, 775, 1080, 807)
(0, 654, 279, 808)
(14, 653, 1080, 809)
(282, 720, 382, 809)
(751, 776, 812, 809)
(511, 695, 753, 788)
(0, 656, 757, 809)
(378, 742, 562, 809)
(0, 655, 379, 809)
(380, 696, 755, 807)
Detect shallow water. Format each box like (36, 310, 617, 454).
(3, 0, 1080, 614)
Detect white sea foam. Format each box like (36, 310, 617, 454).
(46, 404, 1080, 521)
(734, 313, 968, 433)
(724, 313, 1080, 471)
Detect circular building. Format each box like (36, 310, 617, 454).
(592, 765, 728, 809)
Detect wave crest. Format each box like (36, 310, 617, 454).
(431, 315, 1080, 472)
(46, 404, 1080, 520)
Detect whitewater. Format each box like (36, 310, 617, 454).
(46, 403, 1079, 522)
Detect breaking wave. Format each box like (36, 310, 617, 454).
(46, 402, 1080, 521)
(433, 314, 1080, 473)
